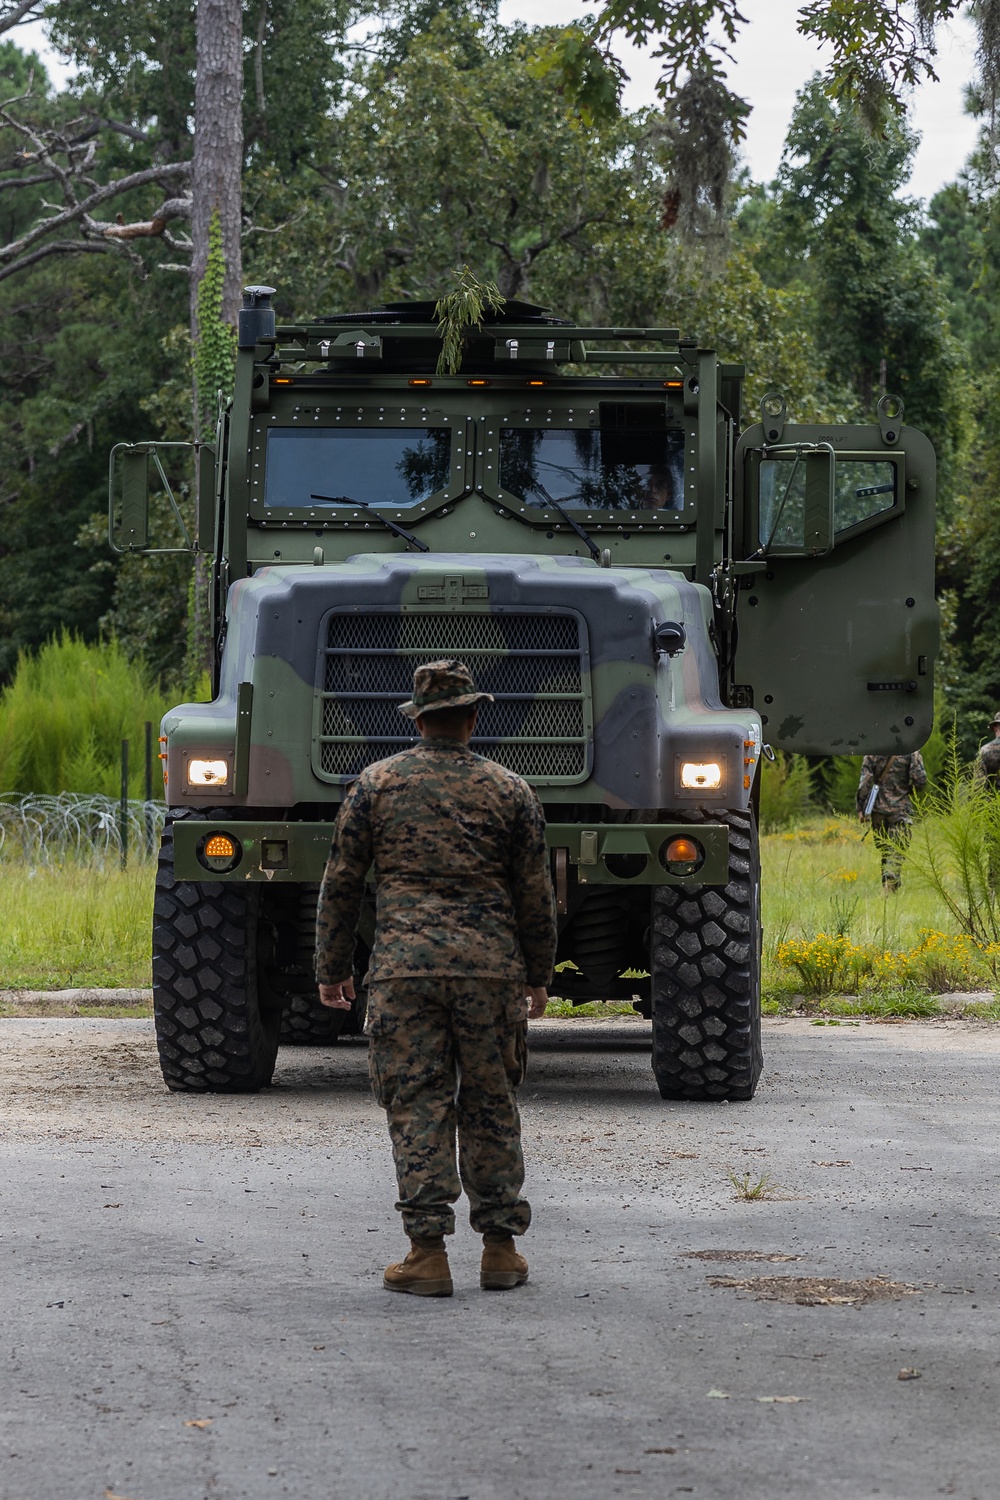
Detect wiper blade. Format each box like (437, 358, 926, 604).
(533, 482, 602, 563)
(310, 494, 430, 552)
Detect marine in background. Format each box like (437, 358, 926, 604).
(975, 713, 1000, 789)
(856, 751, 928, 892)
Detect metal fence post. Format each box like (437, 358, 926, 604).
(144, 720, 154, 857)
(120, 738, 129, 870)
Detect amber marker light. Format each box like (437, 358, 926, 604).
(527, 380, 545, 386)
(409, 378, 432, 387)
(467, 378, 490, 386)
(664, 380, 683, 389)
(196, 830, 243, 874)
(273, 378, 293, 384)
(205, 834, 237, 859)
(660, 835, 705, 877)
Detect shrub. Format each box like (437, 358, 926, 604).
(0, 634, 173, 798)
(777, 932, 868, 994)
(759, 751, 814, 831)
(904, 756, 1000, 945)
(824, 754, 863, 815)
(776, 926, 998, 998)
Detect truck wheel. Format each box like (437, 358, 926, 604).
(280, 993, 348, 1045)
(279, 902, 370, 1045)
(650, 809, 762, 1102)
(270, 883, 346, 1047)
(152, 812, 282, 1093)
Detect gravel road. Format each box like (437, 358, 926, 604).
(3, 1015, 999, 1500)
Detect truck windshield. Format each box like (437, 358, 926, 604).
(499, 424, 685, 511)
(263, 427, 451, 508)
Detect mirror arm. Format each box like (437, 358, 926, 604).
(151, 448, 192, 550)
(747, 441, 836, 560)
(107, 441, 197, 556)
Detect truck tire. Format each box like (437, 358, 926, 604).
(271, 883, 346, 1046)
(152, 812, 282, 1092)
(650, 809, 762, 1102)
(279, 900, 371, 1044)
(280, 993, 348, 1045)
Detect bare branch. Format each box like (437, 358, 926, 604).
(0, 1, 44, 38)
(0, 171, 52, 192)
(62, 117, 158, 148)
(0, 238, 115, 286)
(0, 160, 191, 263)
(91, 194, 192, 241)
(242, 208, 307, 237)
(49, 421, 85, 459)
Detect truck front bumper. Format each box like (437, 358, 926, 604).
(172, 820, 730, 886)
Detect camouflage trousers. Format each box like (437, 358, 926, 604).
(871, 814, 912, 888)
(366, 977, 531, 1242)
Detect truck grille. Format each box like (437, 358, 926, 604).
(316, 610, 591, 783)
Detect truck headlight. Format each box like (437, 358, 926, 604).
(679, 761, 722, 790)
(187, 757, 231, 787)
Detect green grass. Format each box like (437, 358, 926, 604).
(761, 815, 947, 959)
(544, 998, 639, 1017)
(2, 812, 1000, 1009)
(0, 859, 154, 990)
(0, 634, 174, 798)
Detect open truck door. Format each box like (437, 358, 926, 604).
(733, 399, 938, 756)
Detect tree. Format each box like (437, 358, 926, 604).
(535, 0, 1000, 239)
(277, 15, 673, 313)
(756, 79, 965, 475)
(192, 0, 243, 327)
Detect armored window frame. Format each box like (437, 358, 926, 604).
(477, 401, 697, 532)
(744, 448, 905, 557)
(248, 409, 471, 530)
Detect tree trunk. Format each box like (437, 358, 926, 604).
(192, 0, 244, 327)
(191, 0, 243, 682)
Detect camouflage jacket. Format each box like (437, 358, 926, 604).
(856, 752, 927, 822)
(315, 739, 558, 986)
(975, 738, 1000, 788)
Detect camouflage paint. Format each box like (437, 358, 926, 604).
(163, 552, 761, 819)
(143, 307, 938, 893)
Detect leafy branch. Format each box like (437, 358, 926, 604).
(434, 267, 504, 375)
(531, 0, 988, 237)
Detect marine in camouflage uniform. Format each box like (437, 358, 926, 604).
(315, 660, 557, 1296)
(856, 751, 927, 891)
(974, 713, 1000, 789)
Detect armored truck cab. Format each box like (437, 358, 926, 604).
(110, 290, 938, 1099)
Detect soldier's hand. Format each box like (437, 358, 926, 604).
(319, 978, 355, 1011)
(858, 812, 866, 823)
(526, 985, 549, 1020)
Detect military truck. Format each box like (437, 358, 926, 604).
(109, 288, 938, 1100)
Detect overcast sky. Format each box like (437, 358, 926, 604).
(15, 0, 980, 204)
(498, 0, 980, 201)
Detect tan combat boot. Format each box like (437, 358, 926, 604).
(480, 1235, 529, 1290)
(383, 1237, 453, 1297)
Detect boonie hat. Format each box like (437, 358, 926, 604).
(398, 659, 494, 719)
(991, 712, 1000, 727)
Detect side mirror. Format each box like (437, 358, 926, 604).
(120, 448, 150, 549)
(754, 443, 835, 558)
(108, 441, 202, 555)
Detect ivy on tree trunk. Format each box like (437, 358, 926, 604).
(189, 0, 243, 687)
